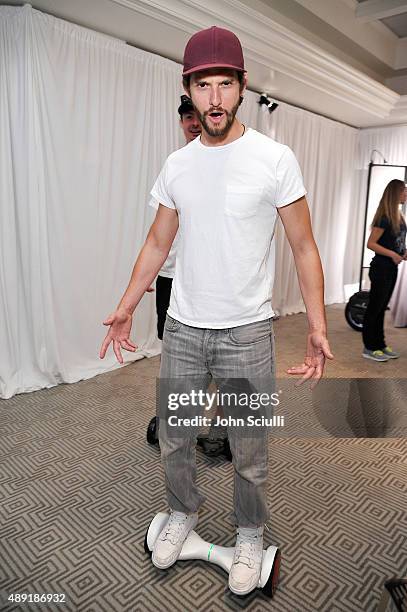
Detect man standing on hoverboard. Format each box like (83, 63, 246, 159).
(100, 26, 333, 595)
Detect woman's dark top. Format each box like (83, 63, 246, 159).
(372, 215, 406, 267)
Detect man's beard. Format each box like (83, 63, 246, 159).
(196, 98, 240, 138)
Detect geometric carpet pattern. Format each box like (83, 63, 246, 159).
(1, 355, 406, 611)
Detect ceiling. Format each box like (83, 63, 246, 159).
(382, 14, 407, 38)
(356, 0, 407, 38)
(1, 0, 407, 128)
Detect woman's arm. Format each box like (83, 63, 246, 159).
(367, 227, 403, 264)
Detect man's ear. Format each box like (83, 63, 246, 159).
(238, 73, 248, 106)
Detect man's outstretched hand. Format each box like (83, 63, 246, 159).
(99, 306, 137, 364)
(287, 331, 334, 389)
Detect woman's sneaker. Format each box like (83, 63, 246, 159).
(152, 510, 198, 569)
(383, 346, 400, 359)
(362, 348, 389, 362)
(228, 526, 264, 595)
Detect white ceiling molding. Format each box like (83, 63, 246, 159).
(388, 94, 407, 123)
(110, 0, 400, 121)
(355, 0, 407, 22)
(109, 0, 199, 35)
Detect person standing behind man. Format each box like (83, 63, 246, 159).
(155, 96, 201, 340)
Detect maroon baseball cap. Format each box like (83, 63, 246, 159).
(183, 26, 245, 76)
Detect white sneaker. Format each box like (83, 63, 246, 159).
(152, 510, 198, 569)
(229, 525, 264, 595)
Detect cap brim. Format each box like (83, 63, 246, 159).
(182, 62, 246, 76)
(178, 104, 194, 115)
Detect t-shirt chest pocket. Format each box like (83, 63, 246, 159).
(224, 185, 263, 219)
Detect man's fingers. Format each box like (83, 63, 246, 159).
(310, 379, 318, 390)
(322, 342, 334, 360)
(120, 340, 137, 352)
(287, 363, 308, 374)
(310, 364, 324, 389)
(100, 337, 136, 359)
(99, 336, 111, 359)
(295, 366, 316, 387)
(314, 361, 324, 378)
(113, 340, 123, 364)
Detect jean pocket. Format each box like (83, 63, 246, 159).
(164, 315, 181, 332)
(224, 185, 263, 219)
(229, 318, 272, 345)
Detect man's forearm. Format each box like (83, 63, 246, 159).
(293, 244, 327, 334)
(118, 240, 170, 315)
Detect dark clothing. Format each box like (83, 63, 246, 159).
(156, 275, 173, 340)
(363, 216, 405, 351)
(371, 216, 406, 267)
(362, 260, 398, 350)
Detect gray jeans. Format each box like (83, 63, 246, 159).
(158, 314, 276, 528)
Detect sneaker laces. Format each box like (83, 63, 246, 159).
(233, 528, 263, 569)
(372, 350, 385, 356)
(159, 512, 188, 545)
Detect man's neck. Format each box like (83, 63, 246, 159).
(200, 119, 245, 147)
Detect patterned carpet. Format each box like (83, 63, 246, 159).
(1, 354, 406, 612)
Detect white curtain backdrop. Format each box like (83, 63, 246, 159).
(358, 125, 407, 167)
(0, 5, 182, 398)
(0, 5, 365, 398)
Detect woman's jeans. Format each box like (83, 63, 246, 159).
(362, 261, 398, 351)
(158, 315, 275, 528)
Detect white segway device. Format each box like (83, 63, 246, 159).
(144, 512, 281, 597)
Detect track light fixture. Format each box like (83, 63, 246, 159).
(258, 93, 279, 114)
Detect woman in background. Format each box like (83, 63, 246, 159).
(363, 179, 407, 362)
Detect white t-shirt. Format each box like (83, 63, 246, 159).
(159, 240, 177, 278)
(149, 197, 177, 278)
(150, 127, 306, 328)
